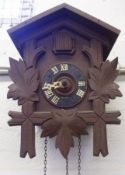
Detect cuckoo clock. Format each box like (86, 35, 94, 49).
(7, 3, 122, 174)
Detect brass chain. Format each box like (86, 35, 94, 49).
(43, 137, 81, 175)
(66, 158, 69, 175)
(43, 137, 48, 175)
(78, 137, 81, 175)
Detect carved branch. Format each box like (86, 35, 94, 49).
(93, 118, 108, 156)
(20, 120, 35, 158)
(103, 111, 121, 124)
(8, 102, 52, 158)
(78, 102, 121, 157)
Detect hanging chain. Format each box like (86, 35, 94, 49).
(66, 157, 69, 175)
(78, 137, 81, 175)
(43, 137, 48, 175)
(43, 137, 81, 175)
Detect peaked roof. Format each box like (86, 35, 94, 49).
(8, 3, 120, 58)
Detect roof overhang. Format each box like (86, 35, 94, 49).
(8, 3, 120, 59)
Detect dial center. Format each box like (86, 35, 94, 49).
(62, 79, 68, 87)
(61, 78, 71, 89)
(54, 75, 76, 96)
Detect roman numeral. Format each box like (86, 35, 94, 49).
(51, 66, 59, 74)
(60, 64, 68, 71)
(78, 81, 86, 86)
(44, 89, 54, 99)
(51, 95, 60, 105)
(76, 89, 85, 98)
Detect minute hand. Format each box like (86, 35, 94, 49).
(42, 81, 63, 90)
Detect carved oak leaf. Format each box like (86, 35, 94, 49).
(41, 109, 88, 158)
(7, 57, 39, 105)
(88, 58, 122, 103)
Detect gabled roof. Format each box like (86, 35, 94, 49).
(8, 3, 120, 58)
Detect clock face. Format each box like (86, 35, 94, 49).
(42, 63, 87, 108)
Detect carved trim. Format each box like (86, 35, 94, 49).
(18, 19, 110, 49)
(7, 55, 122, 159)
(87, 57, 122, 156)
(8, 102, 51, 158)
(41, 109, 88, 158)
(23, 40, 46, 68)
(7, 54, 42, 158)
(82, 39, 103, 68)
(78, 107, 121, 156)
(7, 58, 40, 105)
(88, 58, 122, 103)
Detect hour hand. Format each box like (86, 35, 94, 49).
(42, 81, 63, 90)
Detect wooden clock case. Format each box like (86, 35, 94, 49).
(7, 4, 122, 159)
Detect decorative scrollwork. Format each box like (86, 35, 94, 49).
(88, 57, 122, 103)
(41, 109, 88, 158)
(7, 56, 122, 159)
(87, 57, 122, 156)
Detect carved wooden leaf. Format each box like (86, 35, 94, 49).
(56, 125, 74, 158)
(101, 58, 119, 82)
(41, 109, 87, 158)
(8, 58, 39, 105)
(88, 58, 122, 103)
(9, 58, 25, 82)
(41, 119, 61, 138)
(68, 117, 88, 136)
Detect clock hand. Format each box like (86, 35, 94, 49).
(42, 81, 63, 90)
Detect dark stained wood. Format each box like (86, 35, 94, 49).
(41, 109, 87, 158)
(88, 58, 122, 156)
(7, 3, 120, 59)
(78, 109, 121, 156)
(8, 102, 51, 158)
(7, 4, 122, 161)
(82, 39, 103, 68)
(23, 40, 46, 68)
(7, 58, 40, 105)
(53, 31, 75, 55)
(16, 19, 110, 55)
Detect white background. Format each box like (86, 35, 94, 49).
(0, 0, 125, 175)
